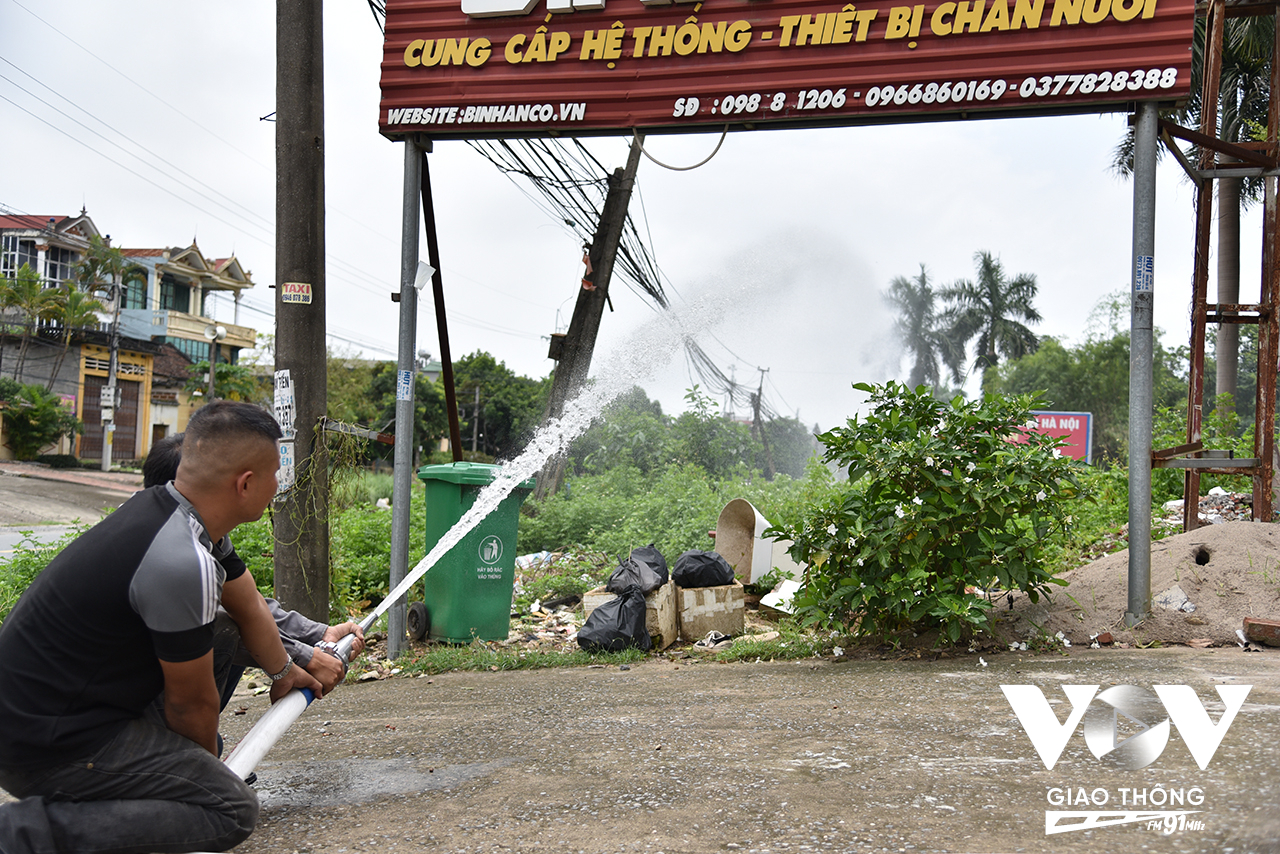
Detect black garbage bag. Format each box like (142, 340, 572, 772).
(577, 587, 651, 652)
(672, 550, 735, 588)
(605, 544, 669, 594)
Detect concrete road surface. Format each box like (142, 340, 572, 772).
(207, 646, 1280, 854)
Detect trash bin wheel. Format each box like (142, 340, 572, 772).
(407, 601, 429, 641)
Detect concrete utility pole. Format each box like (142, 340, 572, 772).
(100, 281, 121, 471)
(273, 0, 329, 621)
(535, 136, 643, 500)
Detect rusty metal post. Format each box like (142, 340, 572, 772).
(421, 148, 464, 462)
(1182, 0, 1225, 532)
(1256, 8, 1280, 521)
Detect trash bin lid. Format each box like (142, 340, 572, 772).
(417, 461, 499, 486)
(416, 461, 536, 489)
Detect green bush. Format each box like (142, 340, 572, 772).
(2, 384, 80, 461)
(330, 470, 394, 512)
(35, 454, 81, 469)
(518, 460, 841, 566)
(772, 381, 1081, 645)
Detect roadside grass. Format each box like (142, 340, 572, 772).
(387, 643, 649, 676)
(711, 620, 831, 662)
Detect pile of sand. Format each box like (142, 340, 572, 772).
(994, 520, 1280, 647)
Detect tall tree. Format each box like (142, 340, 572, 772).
(941, 251, 1042, 390)
(884, 264, 962, 389)
(45, 285, 105, 392)
(2, 264, 59, 382)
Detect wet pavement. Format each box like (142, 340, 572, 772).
(215, 646, 1280, 854)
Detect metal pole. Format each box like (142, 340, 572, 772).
(388, 140, 421, 659)
(1127, 101, 1158, 627)
(101, 281, 121, 472)
(207, 337, 217, 401)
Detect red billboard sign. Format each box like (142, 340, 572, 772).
(1028, 410, 1093, 464)
(379, 0, 1194, 139)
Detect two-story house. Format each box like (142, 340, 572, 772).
(0, 211, 258, 464)
(117, 243, 258, 448)
(0, 211, 159, 461)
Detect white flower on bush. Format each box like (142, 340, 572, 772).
(832, 646, 844, 657)
(847, 536, 857, 548)
(966, 461, 977, 473)
(911, 496, 923, 506)
(827, 523, 838, 536)
(1025, 418, 1038, 429)
(1035, 490, 1047, 502)
(894, 505, 906, 519)
(856, 559, 864, 567)
(925, 456, 935, 467)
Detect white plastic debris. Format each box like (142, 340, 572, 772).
(760, 579, 802, 614)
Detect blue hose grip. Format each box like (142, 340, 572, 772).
(300, 687, 315, 705)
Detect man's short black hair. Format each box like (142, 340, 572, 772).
(185, 401, 283, 448)
(143, 433, 184, 488)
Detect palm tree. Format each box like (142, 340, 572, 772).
(4, 263, 60, 383)
(73, 236, 147, 311)
(45, 285, 106, 392)
(941, 251, 1042, 391)
(884, 265, 964, 389)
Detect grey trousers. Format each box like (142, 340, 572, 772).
(0, 620, 256, 853)
(0, 707, 257, 854)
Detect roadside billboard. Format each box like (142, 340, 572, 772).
(379, 0, 1194, 139)
(1029, 409, 1093, 464)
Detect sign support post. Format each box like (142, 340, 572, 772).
(388, 140, 422, 659)
(1127, 100, 1158, 627)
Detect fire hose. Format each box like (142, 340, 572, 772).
(221, 468, 528, 780)
(223, 559, 428, 780)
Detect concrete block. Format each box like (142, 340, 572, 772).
(677, 580, 745, 641)
(582, 580, 676, 649)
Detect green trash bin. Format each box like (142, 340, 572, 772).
(416, 461, 535, 643)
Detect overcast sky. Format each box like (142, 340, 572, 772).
(0, 0, 1256, 432)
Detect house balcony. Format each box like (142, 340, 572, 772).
(119, 309, 256, 350)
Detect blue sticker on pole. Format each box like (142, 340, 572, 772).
(1135, 255, 1154, 294)
(397, 369, 413, 401)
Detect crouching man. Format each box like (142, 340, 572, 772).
(0, 401, 323, 853)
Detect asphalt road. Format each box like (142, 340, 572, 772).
(219, 646, 1280, 854)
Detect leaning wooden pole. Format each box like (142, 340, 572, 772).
(273, 0, 329, 621)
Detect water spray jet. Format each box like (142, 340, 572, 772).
(223, 294, 723, 784)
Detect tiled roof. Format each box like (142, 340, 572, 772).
(121, 248, 166, 257)
(0, 214, 60, 230)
